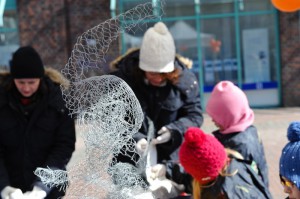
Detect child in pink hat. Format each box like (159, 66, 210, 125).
(206, 80, 269, 187)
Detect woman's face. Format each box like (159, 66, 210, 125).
(14, 78, 41, 97)
(281, 175, 300, 199)
(144, 72, 166, 87)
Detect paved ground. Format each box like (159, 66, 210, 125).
(68, 107, 300, 199)
(201, 107, 300, 199)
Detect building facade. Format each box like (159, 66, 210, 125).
(1, 0, 300, 108)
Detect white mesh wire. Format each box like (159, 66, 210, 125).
(61, 1, 164, 116)
(34, 1, 165, 199)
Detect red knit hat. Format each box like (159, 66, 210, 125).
(179, 127, 227, 184)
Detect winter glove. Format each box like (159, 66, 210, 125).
(150, 164, 167, 181)
(147, 163, 185, 199)
(24, 186, 47, 199)
(0, 186, 23, 199)
(135, 138, 148, 155)
(149, 177, 185, 199)
(152, 126, 171, 144)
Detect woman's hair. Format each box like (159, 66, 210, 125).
(192, 149, 242, 199)
(161, 68, 181, 85)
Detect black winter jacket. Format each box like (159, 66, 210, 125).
(110, 49, 203, 164)
(213, 125, 269, 187)
(0, 69, 76, 199)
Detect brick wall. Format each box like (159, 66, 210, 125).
(280, 12, 300, 106)
(17, 0, 119, 74)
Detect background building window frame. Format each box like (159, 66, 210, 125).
(117, 0, 281, 108)
(0, 0, 19, 70)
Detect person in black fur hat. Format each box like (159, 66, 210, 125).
(0, 46, 76, 199)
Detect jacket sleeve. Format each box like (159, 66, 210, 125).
(256, 141, 269, 187)
(219, 127, 270, 188)
(241, 128, 269, 187)
(44, 112, 76, 169)
(0, 146, 10, 193)
(165, 70, 204, 135)
(33, 112, 76, 193)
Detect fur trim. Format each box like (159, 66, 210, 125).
(176, 54, 193, 69)
(0, 67, 69, 88)
(0, 70, 10, 76)
(44, 67, 69, 88)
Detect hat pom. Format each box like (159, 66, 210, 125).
(287, 121, 300, 142)
(184, 127, 206, 146)
(139, 22, 175, 73)
(153, 22, 169, 35)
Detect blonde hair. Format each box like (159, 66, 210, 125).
(192, 148, 242, 199)
(162, 68, 181, 84)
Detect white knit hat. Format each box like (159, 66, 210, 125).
(139, 22, 175, 73)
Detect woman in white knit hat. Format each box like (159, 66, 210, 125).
(110, 21, 203, 196)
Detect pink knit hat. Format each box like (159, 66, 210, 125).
(206, 81, 254, 134)
(179, 127, 227, 184)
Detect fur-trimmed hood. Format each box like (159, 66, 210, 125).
(0, 67, 69, 88)
(0, 67, 70, 111)
(109, 48, 193, 72)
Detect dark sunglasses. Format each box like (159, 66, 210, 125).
(280, 175, 294, 188)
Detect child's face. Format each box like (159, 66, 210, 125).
(280, 175, 300, 199)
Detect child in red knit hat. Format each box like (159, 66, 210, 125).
(179, 127, 272, 199)
(206, 80, 269, 187)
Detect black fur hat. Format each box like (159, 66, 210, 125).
(10, 46, 45, 78)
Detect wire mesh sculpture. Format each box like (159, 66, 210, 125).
(34, 1, 165, 199)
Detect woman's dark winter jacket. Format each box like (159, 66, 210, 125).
(213, 125, 269, 187)
(110, 48, 203, 164)
(0, 68, 76, 199)
(201, 158, 272, 199)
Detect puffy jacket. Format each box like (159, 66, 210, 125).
(0, 68, 76, 199)
(110, 48, 203, 164)
(213, 125, 269, 187)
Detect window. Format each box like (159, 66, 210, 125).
(0, 0, 19, 69)
(118, 0, 280, 107)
